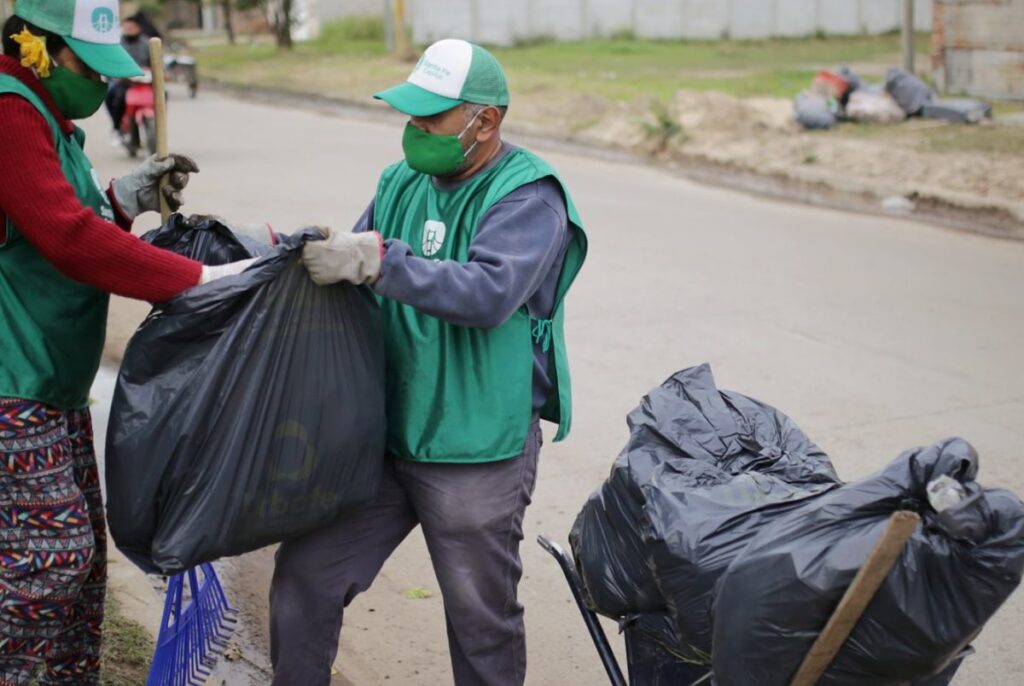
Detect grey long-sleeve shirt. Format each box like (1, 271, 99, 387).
(353, 144, 571, 411)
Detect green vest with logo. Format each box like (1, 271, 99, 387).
(0, 75, 113, 410)
(374, 148, 587, 463)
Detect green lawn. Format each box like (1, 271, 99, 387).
(191, 19, 1022, 160)
(489, 32, 932, 100)
(194, 19, 931, 102)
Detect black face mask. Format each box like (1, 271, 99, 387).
(123, 34, 141, 43)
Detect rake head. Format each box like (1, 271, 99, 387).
(146, 563, 238, 686)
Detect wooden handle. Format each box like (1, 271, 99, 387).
(149, 37, 170, 222)
(788, 510, 921, 686)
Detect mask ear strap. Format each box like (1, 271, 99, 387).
(458, 107, 487, 140)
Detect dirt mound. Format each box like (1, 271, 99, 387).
(672, 90, 794, 134)
(562, 89, 1024, 223)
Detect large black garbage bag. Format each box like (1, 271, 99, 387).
(142, 213, 275, 264)
(885, 67, 935, 115)
(794, 91, 837, 130)
(106, 216, 386, 575)
(569, 364, 841, 657)
(712, 438, 1024, 686)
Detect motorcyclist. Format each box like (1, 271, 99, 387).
(105, 14, 153, 142)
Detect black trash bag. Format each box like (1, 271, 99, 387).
(712, 438, 1024, 686)
(106, 215, 386, 575)
(794, 91, 837, 130)
(569, 364, 841, 654)
(837, 65, 862, 97)
(885, 67, 935, 115)
(921, 98, 993, 124)
(624, 613, 712, 685)
(141, 213, 274, 264)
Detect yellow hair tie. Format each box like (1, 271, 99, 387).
(11, 28, 53, 78)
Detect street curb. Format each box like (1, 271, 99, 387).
(203, 78, 1024, 243)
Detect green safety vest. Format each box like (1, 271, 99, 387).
(374, 147, 587, 463)
(0, 75, 113, 410)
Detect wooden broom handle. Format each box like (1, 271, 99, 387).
(788, 510, 921, 686)
(149, 37, 170, 222)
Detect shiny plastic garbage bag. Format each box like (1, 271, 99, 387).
(106, 215, 386, 574)
(569, 364, 841, 660)
(712, 438, 1024, 685)
(885, 67, 935, 115)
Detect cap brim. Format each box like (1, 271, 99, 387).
(373, 82, 461, 117)
(65, 38, 144, 79)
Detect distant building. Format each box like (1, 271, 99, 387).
(932, 0, 1024, 100)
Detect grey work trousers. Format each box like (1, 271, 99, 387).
(269, 421, 542, 686)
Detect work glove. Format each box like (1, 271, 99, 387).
(302, 226, 383, 286)
(112, 153, 200, 220)
(199, 258, 258, 285)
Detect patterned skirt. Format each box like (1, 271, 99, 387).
(0, 399, 106, 686)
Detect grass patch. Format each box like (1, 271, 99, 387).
(830, 118, 1024, 157)
(641, 100, 686, 151)
(100, 596, 154, 686)
(194, 28, 931, 102)
(191, 27, 1023, 159)
(993, 101, 1024, 118)
(318, 15, 386, 43)
(916, 125, 1024, 156)
(487, 31, 931, 100)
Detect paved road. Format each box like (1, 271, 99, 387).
(84, 86, 1024, 685)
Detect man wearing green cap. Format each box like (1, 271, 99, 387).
(271, 39, 587, 685)
(0, 2, 253, 683)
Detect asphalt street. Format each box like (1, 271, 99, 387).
(84, 85, 1024, 685)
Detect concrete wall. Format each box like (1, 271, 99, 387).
(933, 0, 1024, 100)
(412, 0, 933, 46)
(315, 0, 390, 24)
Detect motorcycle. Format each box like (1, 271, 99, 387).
(164, 52, 198, 99)
(118, 69, 157, 159)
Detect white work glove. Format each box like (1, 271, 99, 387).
(301, 227, 383, 286)
(199, 258, 258, 285)
(112, 154, 199, 219)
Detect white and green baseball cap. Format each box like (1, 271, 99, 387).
(374, 39, 509, 117)
(14, 0, 144, 78)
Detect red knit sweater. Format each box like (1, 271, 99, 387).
(0, 56, 201, 301)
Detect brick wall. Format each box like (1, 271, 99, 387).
(933, 0, 1024, 100)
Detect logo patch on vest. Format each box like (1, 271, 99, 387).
(422, 220, 446, 257)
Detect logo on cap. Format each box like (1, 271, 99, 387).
(92, 8, 115, 33)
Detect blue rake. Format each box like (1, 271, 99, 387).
(146, 563, 238, 686)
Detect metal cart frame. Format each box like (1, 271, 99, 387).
(538, 516, 968, 686)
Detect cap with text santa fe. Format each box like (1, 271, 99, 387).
(374, 39, 509, 117)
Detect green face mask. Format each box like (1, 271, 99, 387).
(41, 66, 108, 120)
(401, 109, 483, 177)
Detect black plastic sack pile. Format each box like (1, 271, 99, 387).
(712, 437, 1024, 686)
(106, 215, 386, 575)
(885, 67, 935, 116)
(570, 364, 842, 661)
